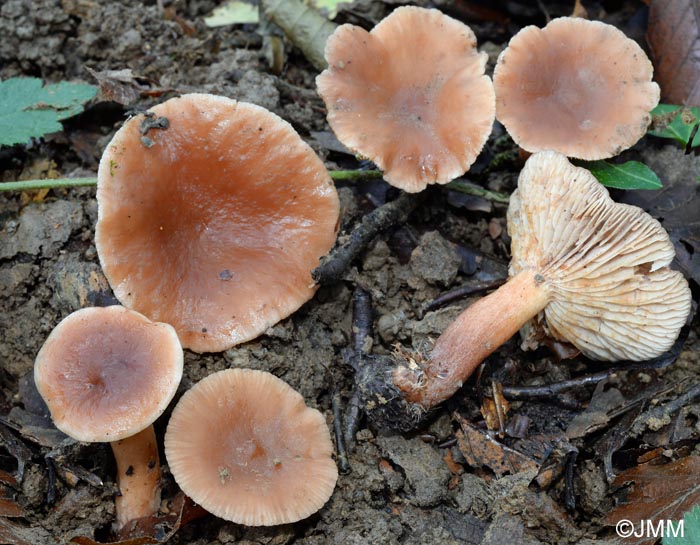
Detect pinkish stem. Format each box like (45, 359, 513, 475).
(394, 269, 551, 409)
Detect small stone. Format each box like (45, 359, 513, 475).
(0, 200, 83, 259)
(0, 263, 33, 296)
(376, 435, 451, 507)
(409, 231, 461, 286)
(47, 253, 112, 314)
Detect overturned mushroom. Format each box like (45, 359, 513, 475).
(96, 93, 340, 353)
(493, 17, 659, 159)
(316, 6, 495, 192)
(165, 369, 337, 526)
(34, 306, 183, 531)
(360, 151, 691, 430)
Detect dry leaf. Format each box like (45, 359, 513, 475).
(648, 0, 700, 106)
(454, 413, 539, 477)
(481, 382, 509, 432)
(70, 493, 206, 545)
(604, 456, 700, 545)
(619, 146, 700, 288)
(572, 0, 588, 18)
(86, 68, 170, 106)
(0, 518, 58, 545)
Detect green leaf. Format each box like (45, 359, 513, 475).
(649, 104, 700, 149)
(663, 504, 700, 544)
(581, 160, 663, 190)
(203, 1, 259, 27)
(0, 77, 97, 147)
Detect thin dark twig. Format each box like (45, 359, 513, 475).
(331, 392, 350, 474)
(344, 287, 374, 446)
(502, 327, 689, 400)
(45, 455, 57, 505)
(312, 192, 423, 285)
(426, 279, 506, 312)
(343, 392, 363, 448)
(564, 448, 579, 512)
(629, 384, 700, 438)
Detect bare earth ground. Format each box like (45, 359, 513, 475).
(1, 1, 699, 544)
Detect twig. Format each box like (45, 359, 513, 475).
(501, 327, 689, 400)
(628, 384, 700, 438)
(425, 279, 506, 312)
(343, 287, 373, 446)
(312, 192, 423, 285)
(564, 448, 578, 511)
(331, 392, 350, 474)
(350, 287, 373, 359)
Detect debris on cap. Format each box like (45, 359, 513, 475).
(494, 17, 660, 159)
(96, 94, 340, 353)
(165, 369, 338, 526)
(317, 6, 495, 192)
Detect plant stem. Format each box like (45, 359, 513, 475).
(330, 169, 383, 181)
(446, 180, 510, 204)
(0, 177, 97, 192)
(0, 172, 511, 204)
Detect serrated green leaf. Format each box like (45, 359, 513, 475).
(649, 104, 700, 149)
(203, 0, 259, 27)
(0, 77, 97, 146)
(580, 160, 663, 190)
(663, 505, 700, 544)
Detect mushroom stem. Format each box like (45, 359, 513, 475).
(111, 426, 161, 531)
(394, 269, 551, 408)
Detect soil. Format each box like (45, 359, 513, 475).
(1, 1, 699, 544)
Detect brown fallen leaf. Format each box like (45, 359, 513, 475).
(619, 146, 700, 289)
(604, 456, 700, 545)
(481, 381, 509, 434)
(86, 68, 171, 106)
(70, 493, 207, 545)
(454, 413, 539, 478)
(0, 518, 59, 545)
(648, 0, 700, 105)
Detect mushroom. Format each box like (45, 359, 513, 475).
(316, 6, 495, 193)
(165, 368, 337, 526)
(359, 151, 691, 430)
(493, 17, 660, 159)
(34, 306, 183, 531)
(96, 93, 340, 353)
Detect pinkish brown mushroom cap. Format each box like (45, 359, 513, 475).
(164, 369, 338, 526)
(34, 306, 183, 443)
(494, 17, 660, 159)
(316, 6, 495, 193)
(96, 94, 340, 353)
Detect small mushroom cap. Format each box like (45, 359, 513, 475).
(316, 6, 495, 192)
(508, 151, 691, 360)
(34, 306, 183, 443)
(494, 17, 660, 159)
(164, 369, 337, 526)
(96, 94, 340, 353)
